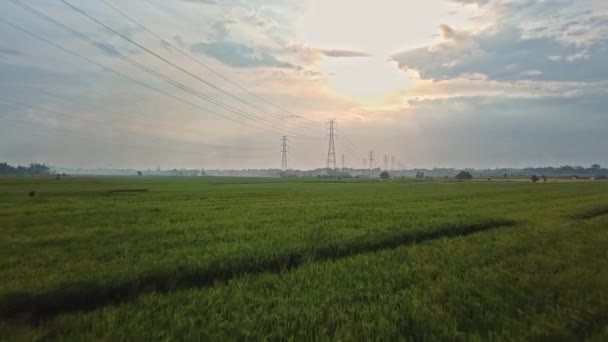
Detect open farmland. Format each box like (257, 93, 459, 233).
(1, 177, 607, 340)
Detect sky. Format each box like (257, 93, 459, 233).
(0, 0, 606, 170)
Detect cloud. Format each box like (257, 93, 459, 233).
(364, 87, 608, 168)
(402, 77, 592, 102)
(452, 0, 491, 5)
(191, 41, 296, 69)
(319, 49, 371, 58)
(0, 62, 97, 88)
(391, 3, 608, 82)
(0, 47, 21, 57)
(176, 0, 218, 4)
(284, 44, 371, 66)
(437, 24, 459, 40)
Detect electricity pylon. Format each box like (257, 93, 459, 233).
(326, 119, 337, 169)
(281, 136, 288, 171)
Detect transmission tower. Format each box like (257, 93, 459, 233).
(341, 155, 345, 169)
(326, 119, 337, 169)
(391, 156, 395, 171)
(281, 136, 288, 171)
(384, 155, 389, 171)
(368, 151, 375, 176)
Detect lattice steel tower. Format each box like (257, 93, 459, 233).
(326, 119, 337, 169)
(281, 136, 288, 171)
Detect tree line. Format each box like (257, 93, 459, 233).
(0, 162, 51, 176)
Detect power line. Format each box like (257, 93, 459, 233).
(98, 0, 324, 128)
(337, 136, 365, 160)
(0, 12, 316, 140)
(59, 0, 322, 135)
(7, 86, 259, 144)
(0, 116, 271, 160)
(6, 0, 321, 140)
(341, 134, 365, 156)
(0, 97, 270, 151)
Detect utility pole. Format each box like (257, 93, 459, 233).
(326, 119, 337, 169)
(281, 136, 288, 171)
(341, 155, 345, 170)
(363, 158, 367, 169)
(384, 155, 389, 171)
(391, 156, 395, 171)
(368, 151, 375, 176)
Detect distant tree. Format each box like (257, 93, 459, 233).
(0, 162, 15, 175)
(380, 171, 390, 179)
(503, 173, 508, 178)
(455, 171, 473, 180)
(137, 171, 143, 176)
(531, 175, 539, 183)
(0, 162, 49, 176)
(542, 175, 548, 182)
(591, 164, 601, 170)
(28, 163, 50, 176)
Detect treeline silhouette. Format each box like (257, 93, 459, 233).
(0, 162, 51, 176)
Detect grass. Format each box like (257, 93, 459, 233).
(0, 176, 607, 340)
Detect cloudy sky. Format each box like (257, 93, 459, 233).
(0, 0, 606, 170)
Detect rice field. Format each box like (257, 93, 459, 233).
(1, 176, 607, 340)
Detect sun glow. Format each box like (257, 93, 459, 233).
(295, 0, 470, 100)
(320, 57, 413, 99)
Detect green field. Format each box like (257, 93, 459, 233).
(1, 177, 607, 340)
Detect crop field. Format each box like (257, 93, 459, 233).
(1, 176, 607, 340)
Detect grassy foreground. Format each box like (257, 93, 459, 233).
(0, 176, 607, 340)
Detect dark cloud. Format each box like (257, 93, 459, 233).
(191, 41, 296, 69)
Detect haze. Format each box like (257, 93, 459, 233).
(1, 0, 606, 170)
